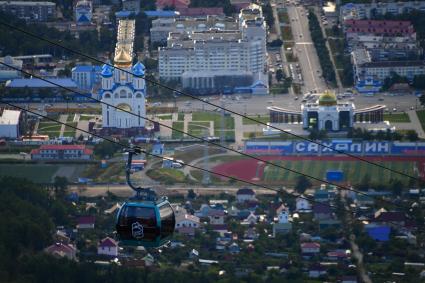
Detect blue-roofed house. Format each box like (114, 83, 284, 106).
(365, 224, 390, 241)
(144, 10, 179, 18)
(71, 65, 102, 90)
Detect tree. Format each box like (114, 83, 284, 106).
(295, 175, 312, 194)
(93, 140, 122, 158)
(390, 179, 403, 196)
(405, 130, 419, 141)
(275, 69, 284, 82)
(53, 176, 68, 195)
(187, 189, 197, 200)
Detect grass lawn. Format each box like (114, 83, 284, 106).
(0, 164, 58, 183)
(192, 112, 234, 129)
(278, 11, 289, 24)
(383, 113, 410, 123)
(158, 114, 172, 120)
(177, 113, 184, 121)
(281, 27, 293, 41)
(263, 160, 415, 185)
(243, 116, 269, 125)
(172, 121, 184, 139)
(146, 168, 186, 184)
(67, 114, 75, 122)
(188, 121, 211, 137)
(37, 122, 62, 137)
(79, 115, 96, 121)
(416, 110, 425, 131)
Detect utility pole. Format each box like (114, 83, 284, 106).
(220, 94, 225, 146)
(202, 129, 210, 185)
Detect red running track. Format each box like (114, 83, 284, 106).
(211, 155, 425, 182)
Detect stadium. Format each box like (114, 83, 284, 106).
(212, 140, 425, 185)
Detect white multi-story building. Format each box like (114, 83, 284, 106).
(0, 109, 21, 138)
(0, 1, 56, 21)
(341, 1, 425, 21)
(352, 47, 425, 82)
(158, 4, 268, 94)
(100, 20, 146, 131)
(0, 56, 22, 82)
(150, 16, 238, 43)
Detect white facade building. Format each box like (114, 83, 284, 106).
(296, 196, 311, 211)
(0, 56, 23, 82)
(158, 4, 267, 94)
(0, 109, 20, 138)
(100, 20, 146, 130)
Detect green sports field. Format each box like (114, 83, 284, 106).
(263, 160, 416, 184)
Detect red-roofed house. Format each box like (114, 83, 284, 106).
(177, 7, 224, 17)
(77, 216, 95, 229)
(345, 20, 415, 37)
(31, 144, 93, 160)
(45, 242, 77, 260)
(156, 0, 189, 10)
(301, 242, 320, 254)
(98, 237, 118, 256)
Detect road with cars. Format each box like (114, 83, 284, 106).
(287, 3, 327, 95)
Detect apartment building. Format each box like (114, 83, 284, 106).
(150, 16, 238, 43)
(341, 1, 425, 21)
(30, 145, 93, 160)
(0, 1, 56, 21)
(158, 4, 268, 94)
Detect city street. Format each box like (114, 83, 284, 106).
(287, 4, 327, 94)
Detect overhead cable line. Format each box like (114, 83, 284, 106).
(0, 61, 411, 211)
(3, 101, 420, 234)
(0, 20, 419, 182)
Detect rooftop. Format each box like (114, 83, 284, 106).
(0, 109, 20, 125)
(5, 78, 77, 88)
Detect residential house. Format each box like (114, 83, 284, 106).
(236, 187, 256, 203)
(301, 242, 320, 255)
(237, 209, 251, 220)
(54, 230, 71, 244)
(296, 195, 311, 211)
(228, 242, 240, 254)
(195, 204, 213, 218)
(355, 194, 374, 206)
(313, 203, 332, 220)
(342, 276, 358, 283)
(244, 227, 258, 240)
(45, 243, 77, 260)
(228, 205, 240, 217)
(273, 209, 292, 236)
(308, 264, 327, 278)
(314, 185, 336, 202)
(242, 211, 258, 225)
(326, 249, 351, 261)
(209, 209, 225, 225)
(98, 237, 118, 257)
(365, 224, 390, 241)
(189, 249, 199, 259)
(77, 216, 95, 229)
(318, 218, 341, 230)
(175, 213, 200, 236)
(372, 208, 405, 227)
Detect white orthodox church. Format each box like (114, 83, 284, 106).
(98, 19, 149, 136)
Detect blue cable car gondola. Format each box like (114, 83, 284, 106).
(115, 148, 175, 247)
